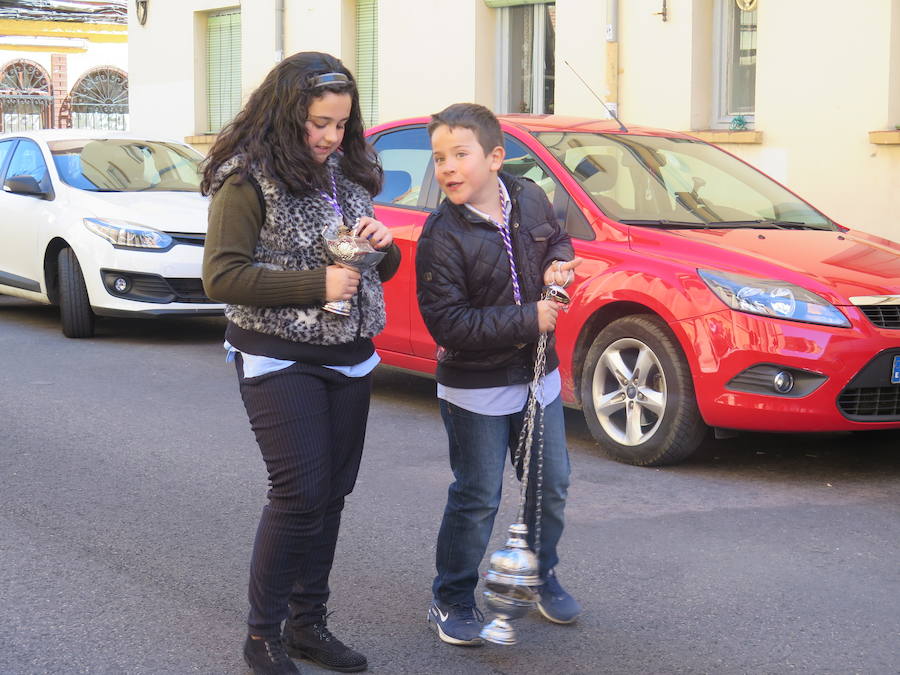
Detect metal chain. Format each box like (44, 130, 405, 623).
(511, 327, 549, 561)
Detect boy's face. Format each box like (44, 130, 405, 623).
(430, 124, 504, 208)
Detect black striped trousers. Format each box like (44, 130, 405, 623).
(236, 355, 372, 637)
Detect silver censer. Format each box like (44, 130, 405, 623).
(321, 216, 385, 316)
(480, 283, 570, 645)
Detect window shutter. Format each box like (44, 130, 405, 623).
(483, 0, 553, 7)
(355, 0, 378, 128)
(207, 9, 241, 134)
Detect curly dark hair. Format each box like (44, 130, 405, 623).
(200, 51, 382, 197)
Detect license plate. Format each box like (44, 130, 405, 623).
(893, 355, 900, 384)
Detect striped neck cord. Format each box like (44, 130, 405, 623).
(492, 181, 522, 305)
(321, 167, 343, 221)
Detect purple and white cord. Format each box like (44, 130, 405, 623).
(493, 182, 522, 305)
(322, 167, 351, 229)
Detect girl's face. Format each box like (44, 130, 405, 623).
(305, 91, 353, 163)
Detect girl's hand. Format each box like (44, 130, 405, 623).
(543, 257, 583, 287)
(355, 217, 393, 249)
(325, 265, 361, 302)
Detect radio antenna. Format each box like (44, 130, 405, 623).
(564, 60, 627, 132)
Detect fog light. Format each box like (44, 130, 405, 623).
(773, 370, 794, 394)
(113, 276, 129, 293)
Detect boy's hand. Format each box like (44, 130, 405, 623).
(543, 257, 583, 287)
(355, 216, 393, 249)
(537, 299, 564, 333)
(325, 265, 361, 301)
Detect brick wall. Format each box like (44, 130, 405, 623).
(51, 54, 68, 128)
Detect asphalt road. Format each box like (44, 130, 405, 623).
(2, 296, 899, 675)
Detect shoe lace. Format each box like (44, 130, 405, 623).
(311, 610, 339, 644)
(450, 603, 485, 623)
(263, 637, 292, 665)
(541, 569, 564, 597)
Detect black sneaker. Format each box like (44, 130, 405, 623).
(427, 600, 484, 646)
(242, 635, 300, 675)
(283, 616, 367, 673)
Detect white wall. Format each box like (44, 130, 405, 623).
(378, 0, 495, 121)
(284, 0, 344, 60)
(554, 0, 606, 117)
(617, 0, 697, 130)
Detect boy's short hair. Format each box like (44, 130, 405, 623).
(427, 103, 503, 156)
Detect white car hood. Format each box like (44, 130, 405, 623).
(71, 190, 210, 234)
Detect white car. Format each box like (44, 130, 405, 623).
(0, 130, 224, 337)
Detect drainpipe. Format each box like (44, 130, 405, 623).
(275, 0, 285, 62)
(605, 0, 619, 118)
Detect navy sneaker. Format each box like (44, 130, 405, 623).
(537, 569, 582, 624)
(427, 600, 485, 646)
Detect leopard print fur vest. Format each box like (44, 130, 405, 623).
(210, 154, 386, 345)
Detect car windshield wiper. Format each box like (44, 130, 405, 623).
(619, 219, 713, 229)
(702, 219, 833, 230)
(620, 218, 833, 231)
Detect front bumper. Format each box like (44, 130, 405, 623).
(677, 307, 900, 431)
(78, 238, 224, 317)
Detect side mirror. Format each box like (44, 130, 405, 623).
(3, 174, 51, 199)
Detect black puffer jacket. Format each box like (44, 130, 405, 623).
(415, 173, 574, 388)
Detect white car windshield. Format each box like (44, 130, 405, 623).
(536, 132, 835, 230)
(48, 139, 203, 192)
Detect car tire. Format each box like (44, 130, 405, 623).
(580, 314, 707, 466)
(58, 247, 95, 338)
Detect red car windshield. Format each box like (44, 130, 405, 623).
(536, 132, 835, 230)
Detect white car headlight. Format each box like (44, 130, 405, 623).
(83, 217, 173, 250)
(698, 269, 850, 327)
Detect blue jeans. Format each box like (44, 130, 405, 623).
(432, 395, 571, 606)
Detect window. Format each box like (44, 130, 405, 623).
(537, 131, 832, 228)
(713, 0, 758, 127)
(6, 139, 48, 185)
(356, 0, 378, 128)
(371, 127, 432, 208)
(207, 9, 241, 134)
(69, 68, 129, 131)
(0, 61, 51, 133)
(497, 2, 556, 114)
(0, 139, 15, 173)
(504, 135, 556, 202)
(49, 140, 203, 193)
(504, 134, 593, 240)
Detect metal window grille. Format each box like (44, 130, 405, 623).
(207, 9, 241, 134)
(0, 61, 51, 133)
(71, 69, 129, 131)
(356, 0, 378, 128)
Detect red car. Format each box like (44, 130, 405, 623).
(366, 115, 900, 465)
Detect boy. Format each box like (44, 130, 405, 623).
(415, 103, 582, 646)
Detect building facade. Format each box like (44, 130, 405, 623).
(128, 0, 900, 241)
(0, 1, 128, 132)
